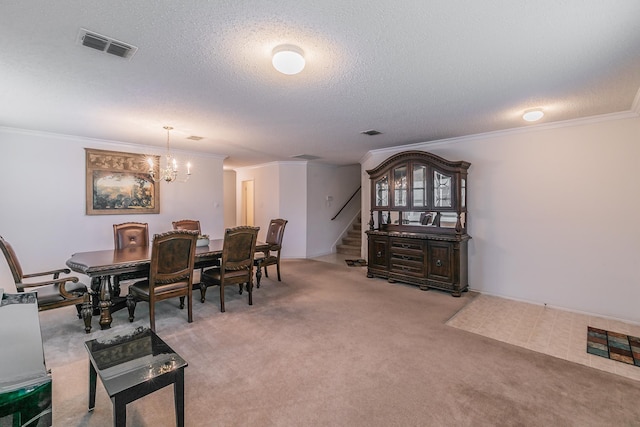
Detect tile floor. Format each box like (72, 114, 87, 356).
(446, 294, 640, 381)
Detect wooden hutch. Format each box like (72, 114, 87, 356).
(365, 151, 471, 296)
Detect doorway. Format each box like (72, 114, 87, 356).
(241, 180, 255, 226)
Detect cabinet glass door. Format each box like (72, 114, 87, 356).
(393, 166, 407, 207)
(433, 170, 452, 207)
(461, 178, 466, 208)
(375, 176, 389, 207)
(412, 164, 427, 208)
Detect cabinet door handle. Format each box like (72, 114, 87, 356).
(377, 251, 382, 257)
(436, 260, 442, 267)
(402, 255, 410, 260)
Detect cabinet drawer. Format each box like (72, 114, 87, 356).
(390, 259, 425, 276)
(390, 238, 424, 252)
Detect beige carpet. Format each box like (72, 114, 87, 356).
(38, 259, 640, 426)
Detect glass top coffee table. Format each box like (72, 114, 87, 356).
(84, 327, 187, 427)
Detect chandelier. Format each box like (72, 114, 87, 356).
(147, 126, 191, 183)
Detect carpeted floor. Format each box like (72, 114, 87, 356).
(36, 259, 640, 426)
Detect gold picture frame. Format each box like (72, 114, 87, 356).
(85, 148, 160, 215)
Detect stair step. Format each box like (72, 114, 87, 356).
(347, 229, 361, 238)
(336, 244, 361, 256)
(342, 236, 361, 246)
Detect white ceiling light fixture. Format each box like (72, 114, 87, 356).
(522, 109, 544, 122)
(272, 45, 305, 75)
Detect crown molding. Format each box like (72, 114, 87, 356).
(0, 126, 228, 160)
(363, 108, 640, 161)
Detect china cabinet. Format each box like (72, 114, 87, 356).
(365, 151, 471, 296)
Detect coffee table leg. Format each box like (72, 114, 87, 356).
(174, 368, 185, 427)
(112, 395, 126, 427)
(89, 362, 97, 411)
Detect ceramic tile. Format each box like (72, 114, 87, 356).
(445, 294, 640, 382)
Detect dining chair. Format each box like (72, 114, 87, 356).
(254, 219, 288, 287)
(0, 235, 93, 332)
(112, 222, 149, 296)
(126, 230, 198, 332)
(199, 226, 259, 312)
(171, 219, 201, 234)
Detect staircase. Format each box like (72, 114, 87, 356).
(336, 216, 362, 256)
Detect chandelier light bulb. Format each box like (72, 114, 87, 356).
(272, 45, 305, 75)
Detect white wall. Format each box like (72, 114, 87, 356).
(361, 114, 640, 323)
(0, 128, 226, 292)
(306, 163, 361, 257)
(235, 162, 307, 258)
(223, 169, 237, 229)
(234, 161, 361, 258)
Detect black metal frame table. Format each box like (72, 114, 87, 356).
(85, 327, 187, 427)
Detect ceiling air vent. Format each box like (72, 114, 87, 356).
(77, 28, 138, 60)
(291, 154, 321, 161)
(360, 129, 382, 136)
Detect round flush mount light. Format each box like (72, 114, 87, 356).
(272, 45, 305, 75)
(522, 109, 544, 122)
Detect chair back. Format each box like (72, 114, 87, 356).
(172, 219, 201, 234)
(113, 222, 149, 249)
(265, 219, 288, 249)
(149, 230, 198, 289)
(0, 235, 23, 284)
(221, 226, 260, 272)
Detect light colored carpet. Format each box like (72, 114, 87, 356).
(38, 259, 640, 426)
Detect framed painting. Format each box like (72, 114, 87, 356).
(85, 148, 160, 215)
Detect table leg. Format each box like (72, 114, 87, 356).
(174, 368, 185, 427)
(112, 395, 126, 427)
(89, 362, 97, 411)
(98, 275, 113, 329)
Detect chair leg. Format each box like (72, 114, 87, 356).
(256, 263, 262, 288)
(149, 301, 156, 332)
(238, 284, 243, 295)
(187, 292, 193, 323)
(264, 266, 269, 278)
(276, 262, 282, 281)
(126, 295, 137, 322)
(199, 283, 207, 303)
(179, 296, 185, 309)
(219, 285, 225, 312)
(247, 281, 253, 306)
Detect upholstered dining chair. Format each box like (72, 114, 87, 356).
(112, 222, 149, 295)
(199, 226, 259, 312)
(172, 219, 201, 234)
(0, 235, 93, 332)
(253, 219, 288, 287)
(126, 230, 198, 332)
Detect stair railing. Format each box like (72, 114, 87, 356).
(331, 186, 361, 221)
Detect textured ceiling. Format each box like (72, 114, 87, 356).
(1, 1, 640, 167)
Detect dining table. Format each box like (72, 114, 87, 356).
(66, 239, 268, 331)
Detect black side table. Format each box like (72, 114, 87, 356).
(84, 327, 187, 427)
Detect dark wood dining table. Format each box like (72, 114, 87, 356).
(66, 239, 268, 331)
